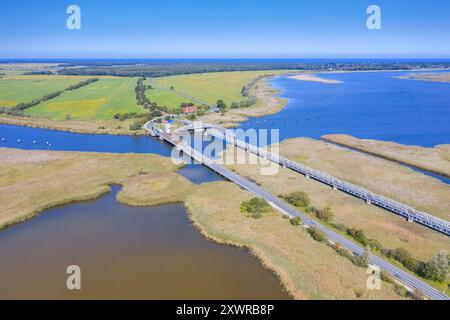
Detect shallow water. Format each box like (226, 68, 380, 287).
(241, 71, 450, 147)
(0, 186, 289, 299)
(0, 124, 173, 155)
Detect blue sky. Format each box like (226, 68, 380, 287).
(1, 0, 450, 58)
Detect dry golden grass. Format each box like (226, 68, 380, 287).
(281, 137, 450, 221)
(400, 73, 450, 83)
(0, 147, 406, 299)
(0, 148, 187, 229)
(117, 171, 192, 207)
(221, 145, 450, 262)
(186, 181, 401, 300)
(0, 115, 146, 135)
(323, 134, 450, 178)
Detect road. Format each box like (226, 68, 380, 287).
(144, 120, 449, 300)
(206, 126, 450, 236)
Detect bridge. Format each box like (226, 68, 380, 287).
(201, 125, 450, 237)
(143, 120, 448, 300)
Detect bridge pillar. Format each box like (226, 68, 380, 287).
(407, 217, 413, 223)
(305, 174, 310, 179)
(366, 199, 371, 205)
(332, 185, 337, 190)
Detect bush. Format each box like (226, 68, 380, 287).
(331, 223, 348, 232)
(314, 205, 333, 223)
(216, 99, 227, 109)
(240, 198, 272, 219)
(289, 216, 302, 226)
(420, 251, 449, 282)
(409, 289, 426, 300)
(334, 246, 369, 268)
(366, 238, 383, 252)
(394, 284, 409, 297)
(279, 191, 310, 208)
(308, 227, 326, 242)
(382, 248, 419, 273)
(347, 228, 369, 246)
(380, 270, 395, 283)
(129, 120, 144, 131)
(352, 253, 369, 268)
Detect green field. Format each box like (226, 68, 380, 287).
(25, 77, 142, 120)
(144, 85, 195, 110)
(153, 70, 288, 106)
(0, 75, 92, 107)
(0, 63, 61, 77)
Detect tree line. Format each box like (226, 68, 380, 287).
(0, 78, 99, 116)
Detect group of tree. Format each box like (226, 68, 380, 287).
(382, 248, 449, 282)
(307, 227, 327, 242)
(309, 205, 334, 223)
(331, 220, 448, 283)
(216, 99, 227, 110)
(241, 75, 266, 97)
(134, 77, 170, 116)
(240, 197, 272, 219)
(0, 77, 99, 116)
(180, 102, 195, 108)
(279, 191, 310, 208)
(66, 78, 98, 91)
(55, 61, 450, 78)
(230, 97, 257, 109)
(113, 112, 146, 121)
(332, 244, 370, 268)
(332, 223, 383, 251)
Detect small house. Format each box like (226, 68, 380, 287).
(181, 106, 197, 114)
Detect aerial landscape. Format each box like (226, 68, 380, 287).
(0, 0, 449, 310)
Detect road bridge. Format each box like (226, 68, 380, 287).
(143, 120, 448, 300)
(205, 126, 450, 237)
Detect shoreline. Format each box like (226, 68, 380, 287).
(0, 148, 295, 299)
(288, 74, 342, 84)
(198, 75, 288, 128)
(184, 200, 297, 299)
(322, 134, 450, 180)
(1, 67, 447, 134)
(0, 147, 404, 299)
(0, 115, 147, 136)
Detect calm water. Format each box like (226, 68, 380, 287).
(0, 124, 173, 155)
(1, 70, 449, 298)
(0, 124, 224, 185)
(0, 186, 289, 299)
(241, 71, 450, 147)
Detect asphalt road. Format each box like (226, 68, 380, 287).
(147, 121, 449, 300)
(204, 159, 449, 300)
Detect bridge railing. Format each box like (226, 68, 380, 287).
(206, 126, 450, 236)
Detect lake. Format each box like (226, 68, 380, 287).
(0, 185, 289, 299)
(241, 71, 450, 147)
(1, 70, 449, 298)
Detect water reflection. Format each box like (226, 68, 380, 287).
(0, 186, 289, 299)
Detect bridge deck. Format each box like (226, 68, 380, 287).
(143, 120, 448, 300)
(206, 127, 450, 237)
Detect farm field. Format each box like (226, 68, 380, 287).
(152, 70, 290, 106)
(144, 84, 195, 110)
(0, 63, 61, 77)
(0, 75, 93, 107)
(25, 77, 142, 120)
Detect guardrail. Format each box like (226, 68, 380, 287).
(207, 126, 450, 236)
(143, 120, 449, 300)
